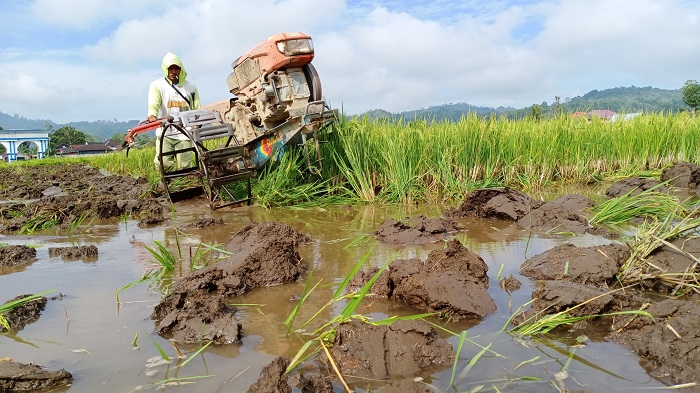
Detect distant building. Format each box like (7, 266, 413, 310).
(610, 113, 642, 122)
(587, 110, 616, 120)
(56, 142, 116, 156)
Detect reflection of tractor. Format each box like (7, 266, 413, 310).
(124, 32, 336, 209)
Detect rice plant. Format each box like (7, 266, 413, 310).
(617, 207, 700, 292)
(588, 182, 682, 226)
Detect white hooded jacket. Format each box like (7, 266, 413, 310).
(147, 52, 201, 140)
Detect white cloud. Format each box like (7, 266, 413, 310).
(1, 0, 700, 123)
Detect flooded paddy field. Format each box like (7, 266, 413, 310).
(1, 162, 699, 392)
(0, 201, 676, 392)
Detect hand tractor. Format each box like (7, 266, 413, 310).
(123, 32, 336, 209)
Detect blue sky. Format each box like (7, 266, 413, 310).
(1, 0, 699, 123)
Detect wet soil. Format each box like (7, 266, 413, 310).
(611, 298, 700, 385)
(0, 245, 36, 268)
(150, 221, 310, 344)
(516, 194, 596, 235)
(0, 294, 47, 333)
(661, 161, 700, 191)
(349, 238, 496, 321)
(445, 187, 543, 220)
(519, 243, 629, 286)
(0, 163, 167, 234)
(0, 360, 72, 392)
(2, 161, 700, 391)
(318, 319, 454, 380)
(48, 245, 98, 260)
(375, 215, 462, 244)
(605, 176, 668, 197)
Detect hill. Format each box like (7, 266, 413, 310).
(0, 86, 689, 138)
(358, 86, 686, 122)
(0, 112, 139, 142)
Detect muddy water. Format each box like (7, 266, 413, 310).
(0, 199, 670, 392)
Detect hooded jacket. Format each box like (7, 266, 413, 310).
(147, 52, 201, 139)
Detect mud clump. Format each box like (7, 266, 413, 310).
(612, 299, 700, 387)
(0, 163, 166, 234)
(660, 161, 700, 190)
(520, 243, 629, 286)
(499, 274, 522, 293)
(517, 194, 596, 235)
(48, 245, 98, 260)
(0, 246, 37, 269)
(246, 356, 291, 393)
(642, 236, 700, 294)
(605, 177, 668, 198)
(318, 319, 454, 380)
(375, 215, 462, 244)
(445, 187, 543, 220)
(514, 280, 643, 330)
(0, 294, 48, 333)
(350, 239, 496, 321)
(0, 360, 72, 392)
(181, 217, 224, 229)
(151, 222, 310, 345)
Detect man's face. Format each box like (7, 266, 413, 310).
(167, 64, 181, 84)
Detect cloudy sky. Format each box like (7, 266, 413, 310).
(1, 0, 699, 124)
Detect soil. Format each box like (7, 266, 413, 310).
(245, 319, 453, 391)
(611, 298, 700, 385)
(516, 194, 596, 235)
(445, 187, 544, 220)
(0, 245, 37, 268)
(375, 215, 462, 244)
(349, 238, 496, 321)
(605, 176, 668, 197)
(3, 162, 700, 390)
(317, 319, 454, 379)
(181, 217, 224, 230)
(519, 243, 629, 286)
(0, 360, 72, 392)
(150, 221, 310, 344)
(661, 161, 700, 191)
(499, 274, 522, 293)
(48, 245, 98, 260)
(0, 162, 167, 234)
(0, 294, 47, 333)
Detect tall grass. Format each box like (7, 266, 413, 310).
(7, 112, 700, 208)
(325, 112, 700, 204)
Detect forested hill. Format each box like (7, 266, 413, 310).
(0, 86, 688, 140)
(0, 112, 138, 142)
(359, 86, 686, 122)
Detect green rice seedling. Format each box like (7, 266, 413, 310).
(66, 212, 94, 235)
(588, 184, 682, 226)
(0, 290, 54, 331)
(284, 272, 321, 336)
(143, 240, 176, 280)
(508, 289, 653, 336)
(286, 247, 398, 374)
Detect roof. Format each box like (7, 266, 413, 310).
(588, 110, 616, 119)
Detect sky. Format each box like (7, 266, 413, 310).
(1, 0, 699, 124)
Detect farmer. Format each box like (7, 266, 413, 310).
(145, 52, 201, 171)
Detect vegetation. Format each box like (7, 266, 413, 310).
(682, 80, 700, 113)
(48, 126, 94, 155)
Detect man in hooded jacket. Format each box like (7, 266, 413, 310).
(146, 52, 201, 171)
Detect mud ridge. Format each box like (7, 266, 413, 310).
(151, 221, 310, 344)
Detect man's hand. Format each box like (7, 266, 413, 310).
(146, 115, 157, 123)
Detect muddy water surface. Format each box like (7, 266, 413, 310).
(0, 199, 671, 392)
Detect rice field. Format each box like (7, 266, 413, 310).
(15, 111, 700, 207)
